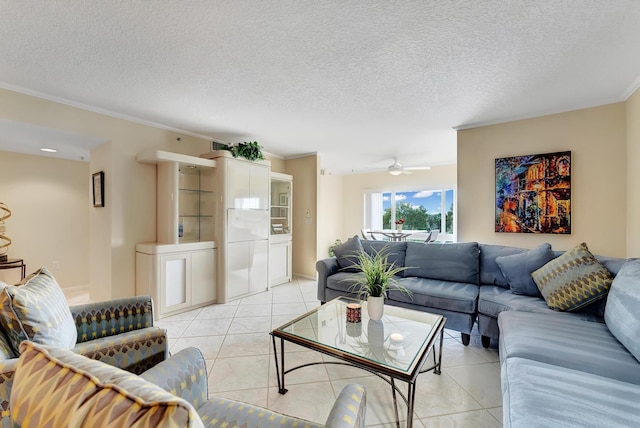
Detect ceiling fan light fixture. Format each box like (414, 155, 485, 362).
(388, 169, 403, 175)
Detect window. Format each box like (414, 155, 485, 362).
(364, 189, 456, 241)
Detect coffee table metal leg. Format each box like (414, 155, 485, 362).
(406, 381, 417, 428)
(390, 378, 401, 428)
(435, 328, 444, 375)
(271, 335, 288, 394)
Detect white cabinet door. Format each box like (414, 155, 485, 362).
(191, 249, 216, 305)
(226, 242, 251, 299)
(226, 160, 251, 208)
(249, 240, 269, 293)
(250, 164, 270, 209)
(160, 253, 191, 314)
(269, 240, 292, 286)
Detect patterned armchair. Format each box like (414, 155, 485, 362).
(10, 342, 366, 428)
(0, 267, 167, 427)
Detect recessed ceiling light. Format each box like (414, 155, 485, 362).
(40, 148, 57, 153)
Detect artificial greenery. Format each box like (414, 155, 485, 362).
(223, 141, 265, 161)
(348, 246, 412, 298)
(328, 239, 343, 257)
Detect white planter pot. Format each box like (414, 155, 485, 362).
(367, 295, 384, 320)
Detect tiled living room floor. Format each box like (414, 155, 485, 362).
(155, 277, 503, 428)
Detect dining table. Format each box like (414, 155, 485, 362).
(368, 230, 415, 241)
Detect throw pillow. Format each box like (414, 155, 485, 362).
(604, 259, 640, 364)
(0, 267, 77, 353)
(11, 341, 202, 427)
(532, 242, 613, 311)
(495, 243, 555, 296)
(332, 235, 364, 272)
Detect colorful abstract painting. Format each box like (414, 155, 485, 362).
(495, 151, 571, 234)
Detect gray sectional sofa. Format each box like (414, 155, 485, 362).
(317, 238, 480, 345)
(317, 237, 640, 426)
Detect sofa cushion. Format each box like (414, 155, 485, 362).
(404, 242, 479, 284)
(361, 240, 407, 269)
(478, 286, 602, 322)
(11, 341, 202, 427)
(502, 357, 640, 428)
(495, 243, 555, 296)
(532, 243, 613, 311)
(388, 277, 478, 314)
(498, 310, 640, 384)
(326, 272, 369, 297)
(479, 244, 527, 288)
(605, 259, 640, 364)
(0, 267, 77, 353)
(332, 236, 364, 272)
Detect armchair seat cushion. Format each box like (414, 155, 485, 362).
(0, 267, 76, 353)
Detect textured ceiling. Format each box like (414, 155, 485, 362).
(1, 1, 639, 173)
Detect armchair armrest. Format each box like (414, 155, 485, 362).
(324, 383, 366, 428)
(71, 295, 155, 343)
(316, 257, 340, 303)
(140, 347, 207, 410)
(0, 358, 19, 427)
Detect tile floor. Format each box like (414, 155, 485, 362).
(155, 277, 503, 428)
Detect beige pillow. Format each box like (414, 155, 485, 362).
(11, 341, 203, 427)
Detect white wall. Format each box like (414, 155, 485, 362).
(457, 102, 627, 257)
(0, 151, 89, 288)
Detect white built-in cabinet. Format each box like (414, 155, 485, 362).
(136, 243, 216, 318)
(202, 151, 271, 303)
(135, 150, 217, 318)
(270, 172, 293, 286)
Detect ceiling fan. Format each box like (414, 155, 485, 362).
(386, 158, 431, 175)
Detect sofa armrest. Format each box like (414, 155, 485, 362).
(140, 347, 208, 410)
(324, 383, 366, 428)
(70, 295, 155, 343)
(316, 257, 340, 302)
(0, 358, 18, 428)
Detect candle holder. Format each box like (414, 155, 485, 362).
(346, 303, 362, 323)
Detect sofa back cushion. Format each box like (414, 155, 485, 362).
(495, 243, 556, 297)
(404, 242, 479, 284)
(479, 244, 527, 288)
(605, 259, 640, 364)
(332, 236, 364, 272)
(0, 267, 76, 354)
(11, 341, 203, 427)
(360, 240, 407, 269)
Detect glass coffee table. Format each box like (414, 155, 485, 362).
(270, 297, 445, 428)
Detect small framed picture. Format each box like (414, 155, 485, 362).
(279, 193, 288, 205)
(92, 171, 105, 207)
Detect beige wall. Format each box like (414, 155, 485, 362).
(458, 103, 627, 257)
(317, 172, 344, 260)
(0, 88, 211, 300)
(0, 151, 89, 288)
(627, 87, 640, 257)
(266, 154, 286, 173)
(287, 154, 319, 278)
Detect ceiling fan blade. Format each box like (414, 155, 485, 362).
(404, 166, 431, 171)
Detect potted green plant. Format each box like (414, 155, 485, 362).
(223, 141, 265, 161)
(348, 246, 411, 320)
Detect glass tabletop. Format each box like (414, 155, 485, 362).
(272, 297, 444, 378)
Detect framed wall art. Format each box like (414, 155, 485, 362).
(92, 171, 105, 207)
(495, 151, 571, 234)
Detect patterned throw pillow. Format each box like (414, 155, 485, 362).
(11, 341, 203, 427)
(0, 267, 77, 353)
(532, 243, 613, 311)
